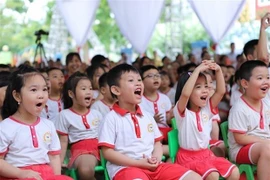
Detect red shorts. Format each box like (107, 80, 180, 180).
(176, 148, 236, 179)
(113, 163, 191, 180)
(69, 138, 100, 168)
(236, 143, 254, 164)
(0, 164, 72, 180)
(209, 140, 223, 148)
(158, 127, 172, 143)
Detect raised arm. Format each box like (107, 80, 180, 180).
(210, 64, 226, 109)
(258, 12, 270, 65)
(177, 60, 211, 113)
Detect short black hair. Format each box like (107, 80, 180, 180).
(140, 65, 159, 78)
(98, 73, 108, 89)
(0, 64, 10, 71)
(46, 67, 63, 75)
(0, 71, 11, 88)
(238, 60, 267, 81)
(65, 52, 81, 65)
(91, 54, 107, 67)
(243, 39, 258, 58)
(107, 64, 139, 99)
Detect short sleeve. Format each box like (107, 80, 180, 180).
(173, 102, 186, 118)
(48, 123, 61, 155)
(98, 113, 116, 149)
(54, 111, 69, 136)
(0, 123, 10, 156)
(228, 109, 247, 134)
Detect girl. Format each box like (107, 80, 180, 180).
(174, 60, 239, 180)
(159, 70, 176, 105)
(86, 64, 107, 101)
(55, 72, 102, 180)
(0, 66, 71, 180)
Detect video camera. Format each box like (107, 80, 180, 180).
(35, 29, 49, 37)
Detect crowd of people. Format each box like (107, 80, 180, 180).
(0, 12, 269, 180)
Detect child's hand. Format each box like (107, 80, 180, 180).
(154, 113, 164, 123)
(261, 12, 270, 30)
(147, 156, 160, 164)
(19, 169, 43, 180)
(138, 155, 159, 171)
(196, 60, 212, 72)
(209, 62, 221, 72)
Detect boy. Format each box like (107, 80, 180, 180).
(91, 73, 116, 116)
(228, 60, 270, 179)
(140, 65, 172, 145)
(40, 67, 64, 122)
(0, 71, 10, 121)
(98, 64, 201, 180)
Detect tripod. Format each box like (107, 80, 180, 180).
(34, 37, 48, 68)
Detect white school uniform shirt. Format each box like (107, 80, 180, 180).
(230, 89, 242, 107)
(90, 100, 112, 117)
(40, 98, 63, 123)
(0, 117, 61, 167)
(98, 103, 163, 179)
(55, 108, 102, 143)
(93, 90, 99, 100)
(159, 88, 176, 105)
(173, 100, 217, 150)
(140, 92, 172, 128)
(228, 97, 270, 162)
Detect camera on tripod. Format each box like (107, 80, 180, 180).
(34, 29, 49, 44)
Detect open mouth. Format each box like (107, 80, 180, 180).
(200, 96, 207, 101)
(85, 97, 91, 101)
(261, 87, 268, 92)
(134, 88, 142, 96)
(154, 82, 159, 85)
(36, 103, 42, 107)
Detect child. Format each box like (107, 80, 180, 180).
(174, 60, 239, 179)
(0, 71, 10, 121)
(159, 70, 176, 105)
(86, 64, 107, 101)
(0, 66, 70, 180)
(40, 67, 64, 122)
(65, 52, 82, 79)
(228, 60, 270, 179)
(140, 65, 173, 145)
(91, 73, 116, 117)
(55, 72, 102, 180)
(98, 64, 202, 180)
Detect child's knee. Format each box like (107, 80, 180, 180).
(260, 143, 270, 158)
(227, 167, 240, 180)
(78, 166, 95, 177)
(205, 172, 219, 180)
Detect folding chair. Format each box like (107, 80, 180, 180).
(220, 121, 256, 180)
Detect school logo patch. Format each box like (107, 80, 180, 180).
(265, 110, 270, 119)
(202, 113, 209, 123)
(92, 118, 99, 126)
(43, 132, 52, 143)
(148, 123, 154, 132)
(160, 103, 166, 109)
